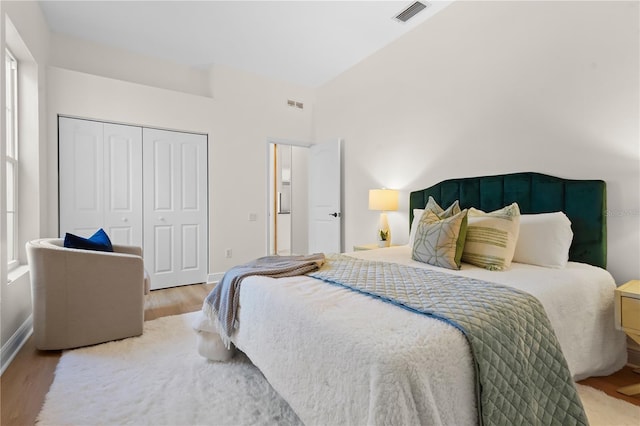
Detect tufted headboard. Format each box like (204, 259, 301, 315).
(409, 172, 607, 269)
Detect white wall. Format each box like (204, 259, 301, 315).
(205, 64, 315, 269)
(47, 54, 315, 276)
(1, 0, 49, 359)
(49, 33, 212, 98)
(315, 1, 639, 284)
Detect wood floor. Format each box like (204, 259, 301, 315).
(1, 282, 639, 426)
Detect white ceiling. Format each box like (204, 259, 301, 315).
(38, 1, 452, 87)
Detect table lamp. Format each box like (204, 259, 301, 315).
(368, 189, 399, 247)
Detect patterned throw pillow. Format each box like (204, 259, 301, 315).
(462, 203, 521, 271)
(409, 198, 462, 247)
(412, 209, 468, 270)
(425, 196, 461, 218)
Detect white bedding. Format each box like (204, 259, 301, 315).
(231, 246, 627, 425)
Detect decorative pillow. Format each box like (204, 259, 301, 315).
(426, 196, 461, 218)
(408, 198, 461, 247)
(412, 209, 468, 270)
(513, 212, 573, 268)
(64, 228, 114, 252)
(462, 203, 520, 271)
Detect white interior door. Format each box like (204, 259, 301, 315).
(103, 123, 143, 245)
(143, 128, 208, 289)
(59, 118, 143, 246)
(308, 139, 342, 254)
(59, 117, 104, 238)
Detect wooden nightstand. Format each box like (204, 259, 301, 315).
(353, 243, 400, 251)
(614, 280, 640, 396)
(353, 243, 384, 251)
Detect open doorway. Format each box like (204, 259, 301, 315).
(267, 140, 310, 255)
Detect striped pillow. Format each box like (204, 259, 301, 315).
(412, 209, 468, 270)
(462, 203, 521, 271)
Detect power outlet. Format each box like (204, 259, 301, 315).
(225, 248, 232, 258)
(248, 213, 257, 221)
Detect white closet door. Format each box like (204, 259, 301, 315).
(59, 118, 143, 246)
(59, 117, 105, 238)
(103, 123, 143, 246)
(143, 128, 208, 289)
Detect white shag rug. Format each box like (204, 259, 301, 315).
(38, 312, 640, 426)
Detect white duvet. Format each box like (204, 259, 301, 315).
(231, 246, 626, 425)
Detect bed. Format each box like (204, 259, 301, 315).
(201, 172, 627, 425)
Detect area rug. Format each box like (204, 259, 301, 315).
(37, 312, 640, 425)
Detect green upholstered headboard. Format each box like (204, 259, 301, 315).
(409, 172, 607, 269)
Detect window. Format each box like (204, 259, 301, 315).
(5, 48, 18, 270)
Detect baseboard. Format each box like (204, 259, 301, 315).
(1, 314, 33, 375)
(628, 346, 640, 368)
(208, 273, 224, 284)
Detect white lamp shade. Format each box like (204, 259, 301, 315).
(368, 189, 398, 211)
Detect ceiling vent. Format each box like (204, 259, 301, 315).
(394, 1, 429, 23)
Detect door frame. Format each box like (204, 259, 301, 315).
(265, 138, 312, 256)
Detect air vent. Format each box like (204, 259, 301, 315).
(287, 99, 304, 110)
(394, 1, 428, 23)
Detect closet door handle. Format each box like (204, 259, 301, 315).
(121, 217, 128, 222)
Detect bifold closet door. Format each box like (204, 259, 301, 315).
(59, 117, 143, 246)
(143, 128, 208, 289)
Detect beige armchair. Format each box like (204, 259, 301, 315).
(26, 238, 149, 350)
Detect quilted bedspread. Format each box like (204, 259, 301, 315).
(308, 255, 588, 426)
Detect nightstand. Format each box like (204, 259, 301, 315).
(353, 243, 383, 251)
(614, 280, 640, 396)
(353, 243, 398, 251)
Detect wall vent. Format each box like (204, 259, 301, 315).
(287, 99, 304, 110)
(394, 1, 428, 23)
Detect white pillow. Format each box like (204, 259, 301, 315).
(408, 209, 425, 247)
(513, 212, 573, 268)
